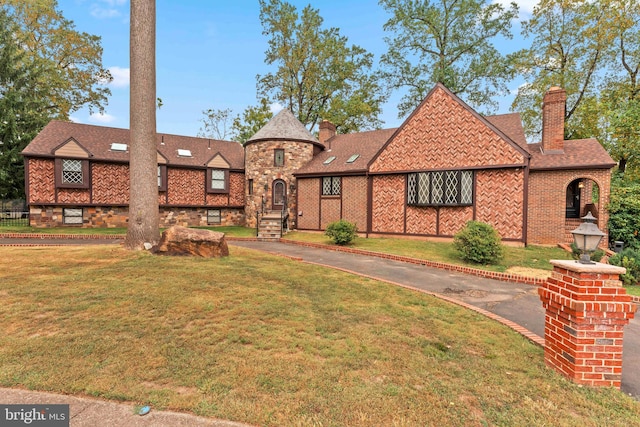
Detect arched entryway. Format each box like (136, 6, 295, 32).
(272, 179, 286, 210)
(564, 177, 602, 242)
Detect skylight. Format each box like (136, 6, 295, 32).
(346, 154, 360, 164)
(177, 149, 192, 157)
(110, 143, 128, 152)
(323, 156, 336, 165)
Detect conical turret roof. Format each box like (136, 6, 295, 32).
(245, 108, 323, 148)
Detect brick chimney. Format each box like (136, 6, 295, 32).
(541, 86, 566, 152)
(318, 120, 336, 148)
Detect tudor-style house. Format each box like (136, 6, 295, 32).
(22, 84, 616, 246)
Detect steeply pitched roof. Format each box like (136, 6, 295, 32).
(245, 108, 322, 147)
(485, 113, 529, 151)
(22, 121, 245, 169)
(294, 128, 397, 176)
(528, 139, 616, 170)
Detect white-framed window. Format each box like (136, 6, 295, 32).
(322, 177, 341, 196)
(62, 159, 83, 185)
(63, 208, 83, 225)
(207, 209, 221, 225)
(407, 170, 473, 206)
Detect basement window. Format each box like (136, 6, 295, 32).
(63, 208, 83, 225)
(207, 209, 221, 225)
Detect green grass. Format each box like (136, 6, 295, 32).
(0, 225, 256, 238)
(0, 246, 638, 426)
(284, 231, 572, 272)
(625, 285, 640, 297)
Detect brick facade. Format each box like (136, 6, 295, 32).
(528, 169, 611, 245)
(370, 86, 526, 173)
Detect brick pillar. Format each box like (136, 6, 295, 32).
(539, 260, 637, 388)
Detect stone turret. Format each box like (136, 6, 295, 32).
(243, 109, 324, 229)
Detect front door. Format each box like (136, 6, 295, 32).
(272, 180, 286, 210)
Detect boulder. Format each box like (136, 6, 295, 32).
(154, 226, 229, 257)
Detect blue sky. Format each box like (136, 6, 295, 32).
(58, 0, 537, 137)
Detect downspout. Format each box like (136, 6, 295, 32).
(366, 171, 371, 238)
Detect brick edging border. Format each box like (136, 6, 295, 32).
(279, 238, 547, 287)
(0, 233, 125, 240)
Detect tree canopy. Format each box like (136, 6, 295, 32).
(257, 0, 385, 134)
(1, 0, 112, 118)
(0, 9, 50, 199)
(379, 0, 518, 117)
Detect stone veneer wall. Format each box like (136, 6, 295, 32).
(29, 206, 245, 228)
(244, 139, 315, 228)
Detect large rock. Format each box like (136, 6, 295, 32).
(154, 226, 229, 257)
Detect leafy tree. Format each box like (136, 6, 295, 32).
(232, 98, 273, 143)
(0, 9, 49, 199)
(607, 178, 640, 250)
(0, 0, 112, 118)
(511, 0, 611, 140)
(257, 0, 385, 133)
(197, 108, 235, 140)
(379, 0, 518, 118)
(125, 0, 159, 250)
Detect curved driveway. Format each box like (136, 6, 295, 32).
(231, 240, 640, 400)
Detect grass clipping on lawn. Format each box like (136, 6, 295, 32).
(0, 246, 638, 426)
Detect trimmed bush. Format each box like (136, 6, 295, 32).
(609, 248, 640, 286)
(453, 221, 504, 265)
(325, 220, 357, 245)
(570, 242, 605, 263)
(607, 179, 640, 250)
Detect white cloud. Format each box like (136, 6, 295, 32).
(90, 0, 127, 19)
(89, 112, 116, 124)
(69, 115, 82, 124)
(109, 66, 130, 88)
(269, 102, 284, 114)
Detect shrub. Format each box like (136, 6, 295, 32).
(325, 220, 357, 245)
(609, 248, 640, 286)
(453, 221, 503, 265)
(570, 242, 605, 263)
(607, 179, 640, 250)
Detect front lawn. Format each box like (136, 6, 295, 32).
(0, 246, 637, 426)
(0, 225, 256, 238)
(284, 231, 573, 272)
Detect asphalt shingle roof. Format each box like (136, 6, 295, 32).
(22, 121, 245, 169)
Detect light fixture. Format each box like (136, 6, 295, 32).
(578, 180, 585, 189)
(571, 212, 605, 264)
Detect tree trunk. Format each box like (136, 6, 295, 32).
(125, 0, 159, 249)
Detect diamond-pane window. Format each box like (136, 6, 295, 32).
(445, 171, 458, 204)
(62, 159, 83, 184)
(322, 177, 340, 195)
(407, 170, 473, 206)
(211, 169, 225, 190)
(461, 171, 473, 204)
(431, 172, 444, 204)
(407, 174, 417, 204)
(418, 173, 430, 204)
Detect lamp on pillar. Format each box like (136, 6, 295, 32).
(571, 212, 605, 264)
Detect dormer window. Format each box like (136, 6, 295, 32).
(207, 168, 229, 193)
(55, 158, 89, 189)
